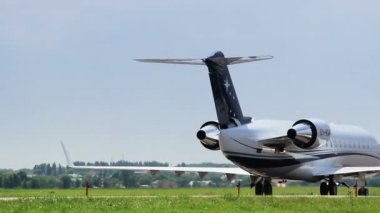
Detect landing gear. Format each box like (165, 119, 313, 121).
(356, 173, 369, 196)
(320, 182, 328, 195)
(320, 176, 337, 196)
(328, 176, 337, 195)
(263, 179, 273, 195)
(358, 187, 369, 196)
(255, 182, 263, 195)
(254, 179, 272, 195)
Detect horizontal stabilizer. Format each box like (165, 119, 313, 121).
(135, 58, 205, 65)
(135, 55, 273, 66)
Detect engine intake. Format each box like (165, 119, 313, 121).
(287, 119, 330, 149)
(196, 121, 220, 150)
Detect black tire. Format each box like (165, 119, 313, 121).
(263, 180, 272, 195)
(255, 182, 263, 196)
(358, 188, 363, 196)
(329, 183, 337, 195)
(358, 187, 369, 196)
(364, 188, 369, 196)
(320, 182, 328, 195)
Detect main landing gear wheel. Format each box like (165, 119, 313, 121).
(320, 176, 338, 196)
(255, 180, 272, 196)
(328, 183, 337, 195)
(328, 176, 337, 195)
(255, 182, 263, 195)
(263, 180, 273, 195)
(357, 173, 368, 196)
(358, 187, 369, 196)
(320, 182, 328, 195)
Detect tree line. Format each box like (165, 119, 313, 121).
(0, 161, 245, 189)
(2, 161, 380, 189)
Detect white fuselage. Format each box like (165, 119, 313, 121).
(219, 119, 380, 181)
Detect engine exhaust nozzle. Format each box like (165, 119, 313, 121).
(196, 130, 206, 140)
(287, 129, 297, 139)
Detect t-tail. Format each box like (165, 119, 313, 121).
(135, 51, 273, 129)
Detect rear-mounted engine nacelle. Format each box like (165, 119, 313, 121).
(287, 119, 331, 149)
(196, 121, 220, 150)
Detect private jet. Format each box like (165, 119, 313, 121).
(64, 51, 380, 196)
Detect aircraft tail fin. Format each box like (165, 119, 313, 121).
(136, 51, 273, 129)
(204, 51, 260, 129)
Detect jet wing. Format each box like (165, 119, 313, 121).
(69, 164, 250, 178)
(61, 142, 250, 180)
(313, 167, 380, 176)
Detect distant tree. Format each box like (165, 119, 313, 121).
(90, 175, 102, 188)
(137, 174, 152, 186)
(17, 171, 27, 182)
(46, 164, 52, 176)
(32, 165, 40, 175)
(94, 161, 109, 166)
(58, 165, 63, 175)
(46, 176, 59, 188)
(3, 176, 12, 188)
(74, 179, 81, 188)
(29, 176, 57, 188)
(73, 161, 86, 166)
(11, 174, 21, 187)
(33, 163, 48, 175)
(52, 163, 57, 176)
(208, 175, 225, 187)
(31, 177, 40, 189)
(22, 180, 28, 189)
(61, 175, 72, 189)
(176, 174, 196, 187)
(121, 171, 138, 188)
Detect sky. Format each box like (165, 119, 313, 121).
(0, 1, 379, 169)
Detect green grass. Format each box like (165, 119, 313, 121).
(1, 196, 380, 213)
(1, 187, 380, 197)
(0, 188, 235, 197)
(0, 188, 380, 212)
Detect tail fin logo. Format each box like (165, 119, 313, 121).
(224, 79, 230, 92)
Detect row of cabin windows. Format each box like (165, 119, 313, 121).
(325, 140, 372, 150)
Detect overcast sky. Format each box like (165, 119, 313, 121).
(1, 1, 379, 169)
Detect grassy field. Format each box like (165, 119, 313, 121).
(0, 187, 380, 212)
